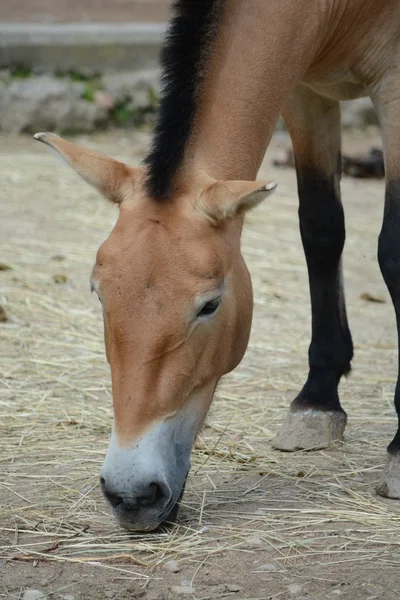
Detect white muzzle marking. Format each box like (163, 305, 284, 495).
(100, 395, 202, 530)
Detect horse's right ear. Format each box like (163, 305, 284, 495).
(33, 132, 141, 204)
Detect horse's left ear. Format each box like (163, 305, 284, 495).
(33, 132, 140, 204)
(198, 179, 277, 223)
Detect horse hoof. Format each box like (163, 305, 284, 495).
(271, 409, 347, 451)
(376, 453, 400, 499)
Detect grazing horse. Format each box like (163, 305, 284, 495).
(34, 0, 400, 531)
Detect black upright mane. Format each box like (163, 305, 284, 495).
(144, 0, 224, 199)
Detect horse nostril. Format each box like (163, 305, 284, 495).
(100, 477, 124, 508)
(137, 482, 163, 507)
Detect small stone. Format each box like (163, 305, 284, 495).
(23, 591, 46, 600)
(0, 262, 12, 271)
(0, 305, 8, 322)
(231, 433, 243, 442)
(164, 560, 180, 573)
(60, 596, 75, 600)
(52, 273, 68, 284)
(258, 563, 277, 572)
(332, 591, 341, 596)
(245, 536, 264, 548)
(288, 583, 303, 595)
(170, 586, 194, 596)
(225, 584, 242, 592)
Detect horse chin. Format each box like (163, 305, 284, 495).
(162, 476, 187, 526)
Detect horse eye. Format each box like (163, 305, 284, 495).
(197, 298, 221, 318)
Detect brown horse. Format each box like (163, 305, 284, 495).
(34, 0, 400, 531)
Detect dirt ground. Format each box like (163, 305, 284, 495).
(1, 127, 400, 600)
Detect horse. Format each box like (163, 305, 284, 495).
(34, 0, 400, 531)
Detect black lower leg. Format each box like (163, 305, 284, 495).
(378, 180, 400, 454)
(293, 166, 353, 413)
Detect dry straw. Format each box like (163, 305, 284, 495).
(1, 130, 400, 585)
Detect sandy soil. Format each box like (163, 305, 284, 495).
(1, 127, 400, 600)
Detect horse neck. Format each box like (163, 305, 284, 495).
(184, 0, 323, 183)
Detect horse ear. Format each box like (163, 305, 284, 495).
(198, 179, 277, 223)
(33, 132, 140, 204)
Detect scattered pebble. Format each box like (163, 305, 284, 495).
(225, 584, 242, 592)
(231, 433, 243, 442)
(52, 273, 69, 284)
(258, 563, 277, 572)
(213, 583, 242, 594)
(22, 590, 46, 600)
(0, 262, 12, 271)
(164, 559, 180, 573)
(245, 536, 264, 548)
(288, 583, 303, 595)
(0, 305, 8, 322)
(170, 585, 194, 596)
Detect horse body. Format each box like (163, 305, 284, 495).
(35, 0, 400, 531)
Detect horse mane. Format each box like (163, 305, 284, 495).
(144, 0, 224, 200)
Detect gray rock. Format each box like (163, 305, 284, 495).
(169, 586, 194, 596)
(22, 591, 46, 600)
(245, 535, 264, 548)
(258, 563, 278, 572)
(0, 75, 107, 133)
(164, 559, 181, 573)
(288, 583, 303, 595)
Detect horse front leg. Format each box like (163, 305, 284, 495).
(273, 88, 353, 451)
